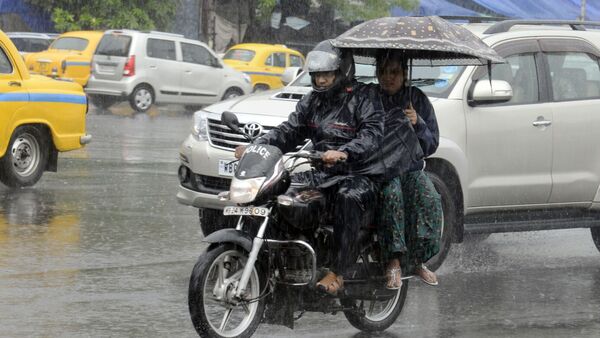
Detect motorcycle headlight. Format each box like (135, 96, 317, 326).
(230, 177, 266, 204)
(192, 110, 209, 141)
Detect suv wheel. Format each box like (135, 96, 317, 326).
(591, 227, 600, 253)
(0, 126, 49, 187)
(424, 171, 457, 270)
(199, 208, 237, 236)
(129, 84, 154, 113)
(221, 88, 243, 101)
(89, 95, 119, 110)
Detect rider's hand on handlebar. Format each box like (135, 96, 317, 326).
(321, 150, 348, 166)
(234, 145, 246, 159)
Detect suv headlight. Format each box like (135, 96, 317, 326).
(192, 110, 209, 141)
(242, 73, 251, 84)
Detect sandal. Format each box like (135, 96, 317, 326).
(416, 264, 438, 286)
(316, 271, 344, 295)
(385, 267, 403, 290)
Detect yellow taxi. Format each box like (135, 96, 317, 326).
(222, 43, 304, 91)
(25, 30, 103, 87)
(0, 29, 90, 188)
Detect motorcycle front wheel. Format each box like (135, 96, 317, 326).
(188, 244, 265, 338)
(341, 280, 408, 332)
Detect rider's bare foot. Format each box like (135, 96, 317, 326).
(416, 264, 438, 286)
(316, 271, 344, 295)
(385, 259, 402, 290)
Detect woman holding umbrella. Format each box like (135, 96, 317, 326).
(333, 15, 505, 289)
(369, 50, 442, 289)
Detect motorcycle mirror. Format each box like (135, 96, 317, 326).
(221, 112, 240, 132)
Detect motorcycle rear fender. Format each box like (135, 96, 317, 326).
(202, 228, 253, 252)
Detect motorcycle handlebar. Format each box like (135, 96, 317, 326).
(293, 151, 347, 164)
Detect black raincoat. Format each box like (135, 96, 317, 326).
(357, 83, 439, 179)
(254, 88, 385, 179)
(254, 87, 383, 274)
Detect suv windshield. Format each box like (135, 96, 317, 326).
(290, 63, 465, 98)
(96, 34, 132, 57)
(223, 49, 255, 62)
(51, 37, 88, 51)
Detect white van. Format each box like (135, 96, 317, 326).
(85, 30, 251, 112)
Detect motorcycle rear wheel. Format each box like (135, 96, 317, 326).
(188, 244, 265, 338)
(341, 280, 408, 332)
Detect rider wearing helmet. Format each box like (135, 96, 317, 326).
(235, 40, 383, 295)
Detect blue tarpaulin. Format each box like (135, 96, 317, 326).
(392, 0, 599, 21)
(0, 0, 54, 32)
(392, 0, 482, 17)
(471, 0, 599, 21)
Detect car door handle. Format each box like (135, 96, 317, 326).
(8, 81, 21, 87)
(149, 65, 157, 69)
(532, 120, 552, 127)
(185, 70, 192, 74)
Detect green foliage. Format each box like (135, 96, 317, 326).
(324, 0, 419, 21)
(256, 0, 277, 21)
(25, 0, 179, 32)
(255, 0, 418, 22)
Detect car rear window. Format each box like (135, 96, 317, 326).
(51, 37, 89, 51)
(96, 34, 132, 57)
(11, 38, 51, 53)
(223, 49, 255, 62)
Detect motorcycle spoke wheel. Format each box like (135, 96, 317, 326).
(202, 249, 261, 337)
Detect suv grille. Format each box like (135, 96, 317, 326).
(207, 118, 274, 150)
(182, 173, 231, 193)
(196, 174, 231, 191)
(207, 118, 307, 152)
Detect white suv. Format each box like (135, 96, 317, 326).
(85, 30, 251, 112)
(177, 20, 600, 267)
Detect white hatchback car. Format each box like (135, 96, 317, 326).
(178, 20, 600, 268)
(85, 30, 252, 112)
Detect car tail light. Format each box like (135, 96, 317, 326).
(123, 55, 135, 76)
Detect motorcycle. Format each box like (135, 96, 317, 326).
(188, 112, 411, 338)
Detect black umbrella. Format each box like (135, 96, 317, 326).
(332, 16, 504, 66)
(332, 16, 504, 102)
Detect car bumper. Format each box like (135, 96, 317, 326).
(176, 134, 237, 210)
(80, 134, 92, 145)
(85, 76, 135, 97)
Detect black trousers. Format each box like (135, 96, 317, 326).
(291, 171, 378, 274)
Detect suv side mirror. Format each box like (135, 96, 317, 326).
(470, 79, 513, 104)
(281, 67, 301, 86)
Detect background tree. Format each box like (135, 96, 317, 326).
(25, 0, 180, 32)
(255, 0, 418, 22)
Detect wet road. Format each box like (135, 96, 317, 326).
(1, 104, 599, 337)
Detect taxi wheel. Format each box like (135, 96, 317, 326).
(253, 84, 269, 92)
(591, 227, 600, 253)
(0, 126, 49, 188)
(129, 84, 154, 113)
(221, 87, 243, 101)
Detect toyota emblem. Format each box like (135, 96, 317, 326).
(243, 122, 263, 139)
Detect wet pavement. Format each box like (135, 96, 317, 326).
(1, 104, 599, 337)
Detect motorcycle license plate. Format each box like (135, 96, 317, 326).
(218, 159, 238, 177)
(223, 206, 269, 217)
